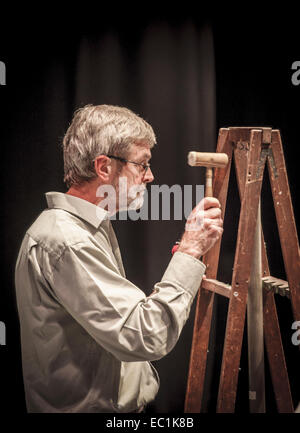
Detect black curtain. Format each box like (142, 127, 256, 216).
(1, 15, 216, 414)
(1, 9, 299, 415)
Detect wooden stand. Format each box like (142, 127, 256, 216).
(184, 127, 299, 413)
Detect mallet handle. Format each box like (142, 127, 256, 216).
(205, 167, 213, 197)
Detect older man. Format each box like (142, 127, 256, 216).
(15, 104, 223, 413)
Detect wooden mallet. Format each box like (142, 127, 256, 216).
(187, 152, 229, 197)
(171, 151, 228, 255)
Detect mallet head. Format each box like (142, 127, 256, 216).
(188, 152, 228, 168)
(188, 151, 229, 197)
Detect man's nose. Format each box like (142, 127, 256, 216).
(144, 167, 154, 183)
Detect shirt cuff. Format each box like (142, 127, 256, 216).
(161, 251, 206, 298)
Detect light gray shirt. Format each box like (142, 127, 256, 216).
(15, 192, 206, 413)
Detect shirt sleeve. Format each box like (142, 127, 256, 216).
(44, 239, 206, 362)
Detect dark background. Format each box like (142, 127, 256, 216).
(0, 6, 299, 415)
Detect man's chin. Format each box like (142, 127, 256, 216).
(128, 195, 145, 211)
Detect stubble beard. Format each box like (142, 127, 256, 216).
(113, 176, 146, 212)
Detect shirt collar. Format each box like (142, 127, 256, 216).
(45, 192, 109, 228)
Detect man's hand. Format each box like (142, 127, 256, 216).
(177, 197, 223, 260)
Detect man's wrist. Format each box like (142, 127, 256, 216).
(177, 242, 203, 259)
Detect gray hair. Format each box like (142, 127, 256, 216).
(63, 104, 156, 187)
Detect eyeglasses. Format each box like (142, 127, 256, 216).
(106, 154, 150, 177)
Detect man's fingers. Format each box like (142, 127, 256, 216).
(189, 198, 221, 220)
(205, 225, 224, 241)
(190, 197, 221, 215)
(204, 218, 223, 229)
(202, 197, 221, 210)
(204, 206, 222, 219)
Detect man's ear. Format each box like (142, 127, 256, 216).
(94, 156, 112, 182)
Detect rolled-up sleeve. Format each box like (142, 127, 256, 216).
(45, 241, 206, 362)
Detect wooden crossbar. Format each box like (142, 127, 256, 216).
(203, 276, 290, 299)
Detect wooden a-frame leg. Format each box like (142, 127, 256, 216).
(263, 289, 294, 412)
(269, 131, 300, 322)
(184, 128, 232, 412)
(261, 129, 297, 412)
(217, 129, 264, 412)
